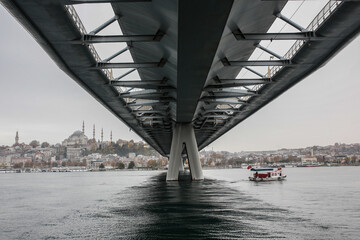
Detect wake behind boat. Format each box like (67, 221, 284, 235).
(248, 166, 287, 182)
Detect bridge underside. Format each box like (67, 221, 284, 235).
(2, 0, 360, 179)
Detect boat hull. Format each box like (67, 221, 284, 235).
(249, 175, 287, 182)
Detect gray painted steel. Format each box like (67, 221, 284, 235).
(167, 123, 203, 181)
(1, 0, 360, 156)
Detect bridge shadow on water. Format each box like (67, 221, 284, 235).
(101, 172, 314, 239)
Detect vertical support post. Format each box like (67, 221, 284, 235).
(179, 158, 185, 172)
(166, 123, 204, 181)
(167, 125, 182, 180)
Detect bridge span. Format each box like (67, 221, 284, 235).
(1, 0, 360, 180)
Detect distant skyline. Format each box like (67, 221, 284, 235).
(1, 2, 359, 152)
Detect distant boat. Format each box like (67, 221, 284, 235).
(297, 164, 321, 167)
(247, 166, 287, 182)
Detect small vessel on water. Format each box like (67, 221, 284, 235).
(248, 166, 287, 182)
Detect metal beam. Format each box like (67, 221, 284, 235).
(200, 99, 248, 105)
(205, 85, 263, 91)
(202, 109, 242, 114)
(127, 100, 172, 107)
(205, 89, 256, 95)
(256, 44, 285, 60)
(204, 93, 255, 99)
(111, 80, 174, 90)
(201, 114, 229, 119)
(81, 33, 164, 43)
(244, 67, 266, 78)
(133, 110, 167, 114)
(95, 58, 166, 69)
(126, 95, 172, 101)
(233, 30, 317, 41)
(120, 89, 173, 98)
(89, 15, 119, 35)
(138, 116, 166, 120)
(102, 46, 130, 62)
(65, 0, 151, 4)
(114, 68, 136, 80)
(216, 78, 270, 82)
(275, 12, 306, 32)
(205, 80, 269, 89)
(141, 120, 164, 124)
(221, 58, 292, 67)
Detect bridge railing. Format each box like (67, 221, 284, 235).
(247, 1, 342, 95)
(269, 0, 342, 79)
(64, 5, 113, 83)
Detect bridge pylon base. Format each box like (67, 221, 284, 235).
(166, 123, 204, 181)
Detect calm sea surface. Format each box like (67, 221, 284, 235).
(0, 167, 359, 239)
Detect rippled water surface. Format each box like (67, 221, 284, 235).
(1, 167, 359, 239)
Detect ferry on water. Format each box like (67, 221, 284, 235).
(248, 166, 287, 182)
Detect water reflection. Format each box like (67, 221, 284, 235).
(108, 172, 296, 239)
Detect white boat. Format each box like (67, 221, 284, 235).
(248, 166, 287, 182)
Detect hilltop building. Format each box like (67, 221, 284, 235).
(62, 130, 89, 147)
(62, 122, 90, 160)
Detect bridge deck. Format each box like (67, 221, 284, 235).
(2, 0, 359, 155)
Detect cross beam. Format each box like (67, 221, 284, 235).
(114, 68, 136, 80)
(120, 89, 174, 98)
(111, 80, 173, 90)
(89, 15, 119, 35)
(201, 114, 230, 119)
(133, 110, 168, 114)
(95, 58, 166, 69)
(126, 100, 172, 107)
(137, 115, 167, 120)
(202, 109, 242, 114)
(205, 89, 256, 96)
(275, 12, 306, 32)
(205, 79, 269, 89)
(200, 99, 248, 105)
(64, 0, 152, 4)
(221, 58, 292, 67)
(102, 46, 130, 62)
(233, 29, 317, 41)
(81, 33, 164, 43)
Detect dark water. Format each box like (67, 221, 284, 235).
(0, 167, 359, 239)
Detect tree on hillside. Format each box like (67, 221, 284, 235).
(29, 140, 40, 148)
(41, 142, 50, 148)
(128, 161, 135, 169)
(117, 162, 125, 169)
(147, 159, 157, 168)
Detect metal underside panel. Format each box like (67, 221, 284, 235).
(1, 0, 360, 155)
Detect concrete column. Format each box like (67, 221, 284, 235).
(179, 157, 185, 172)
(166, 123, 204, 181)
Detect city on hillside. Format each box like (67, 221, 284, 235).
(1, 122, 359, 172)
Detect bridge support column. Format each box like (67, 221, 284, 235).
(166, 123, 204, 181)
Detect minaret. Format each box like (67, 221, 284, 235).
(110, 131, 112, 143)
(82, 121, 85, 134)
(101, 128, 103, 142)
(93, 124, 95, 140)
(15, 131, 19, 145)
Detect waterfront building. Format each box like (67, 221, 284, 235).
(301, 157, 318, 165)
(11, 157, 32, 164)
(66, 147, 83, 160)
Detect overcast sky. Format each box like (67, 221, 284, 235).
(0, 1, 359, 152)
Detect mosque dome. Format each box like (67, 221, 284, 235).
(70, 130, 84, 137)
(62, 130, 88, 147)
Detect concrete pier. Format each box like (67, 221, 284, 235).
(166, 124, 204, 181)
